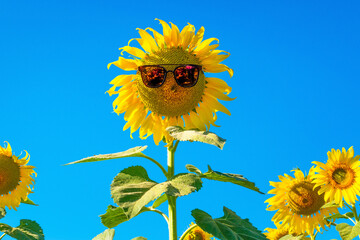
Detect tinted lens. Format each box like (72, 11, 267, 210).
(174, 65, 200, 87)
(139, 66, 166, 88)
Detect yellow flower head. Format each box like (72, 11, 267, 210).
(265, 167, 338, 236)
(0, 142, 36, 210)
(107, 19, 234, 144)
(312, 147, 360, 207)
(182, 223, 214, 240)
(264, 224, 310, 240)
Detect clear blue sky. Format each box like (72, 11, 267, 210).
(1, 0, 359, 239)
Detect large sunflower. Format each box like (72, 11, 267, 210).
(312, 147, 360, 208)
(265, 167, 338, 236)
(0, 142, 36, 210)
(107, 19, 234, 144)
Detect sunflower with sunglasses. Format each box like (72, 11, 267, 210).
(107, 19, 234, 144)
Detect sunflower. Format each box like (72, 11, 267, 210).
(265, 167, 338, 236)
(0, 142, 36, 210)
(107, 19, 234, 144)
(312, 147, 360, 208)
(181, 223, 214, 240)
(264, 224, 309, 240)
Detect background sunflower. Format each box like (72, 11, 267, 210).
(107, 19, 234, 144)
(0, 142, 36, 210)
(313, 147, 360, 208)
(265, 168, 338, 236)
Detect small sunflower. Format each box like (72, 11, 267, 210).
(107, 19, 234, 144)
(264, 224, 309, 240)
(265, 167, 338, 236)
(181, 223, 214, 240)
(312, 147, 360, 208)
(0, 142, 36, 210)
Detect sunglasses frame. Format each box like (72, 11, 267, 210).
(138, 64, 203, 88)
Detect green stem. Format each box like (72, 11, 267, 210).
(141, 155, 168, 177)
(0, 233, 6, 240)
(167, 141, 179, 240)
(148, 207, 169, 224)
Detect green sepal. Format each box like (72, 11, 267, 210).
(279, 235, 309, 240)
(0, 219, 44, 240)
(186, 164, 263, 194)
(321, 201, 339, 209)
(166, 126, 226, 149)
(64, 146, 148, 165)
(132, 237, 147, 240)
(336, 222, 360, 240)
(325, 212, 354, 221)
(21, 198, 38, 206)
(191, 207, 267, 240)
(110, 166, 202, 221)
(92, 229, 115, 240)
(185, 164, 202, 175)
(0, 208, 6, 220)
(152, 194, 167, 209)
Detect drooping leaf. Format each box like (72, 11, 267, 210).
(132, 237, 147, 240)
(198, 165, 263, 194)
(325, 212, 354, 221)
(111, 166, 202, 221)
(152, 194, 167, 209)
(64, 146, 148, 165)
(21, 198, 38, 206)
(0, 208, 6, 219)
(186, 164, 202, 175)
(92, 229, 115, 240)
(0, 220, 44, 240)
(191, 207, 267, 240)
(166, 126, 226, 149)
(336, 222, 360, 240)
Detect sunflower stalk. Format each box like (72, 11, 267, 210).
(0, 233, 6, 240)
(167, 140, 179, 240)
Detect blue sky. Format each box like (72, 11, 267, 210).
(1, 0, 360, 239)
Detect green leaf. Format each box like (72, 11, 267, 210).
(0, 208, 6, 220)
(325, 212, 354, 221)
(64, 146, 148, 165)
(191, 207, 267, 240)
(152, 194, 167, 209)
(92, 229, 115, 240)
(200, 165, 263, 194)
(336, 222, 360, 240)
(100, 205, 129, 228)
(21, 198, 38, 206)
(111, 166, 202, 221)
(186, 164, 202, 175)
(132, 237, 147, 240)
(166, 126, 226, 149)
(0, 220, 44, 240)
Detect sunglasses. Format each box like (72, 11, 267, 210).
(138, 64, 202, 88)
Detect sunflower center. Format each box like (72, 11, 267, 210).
(287, 181, 325, 215)
(332, 167, 354, 189)
(0, 155, 20, 195)
(189, 229, 207, 240)
(137, 47, 205, 117)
